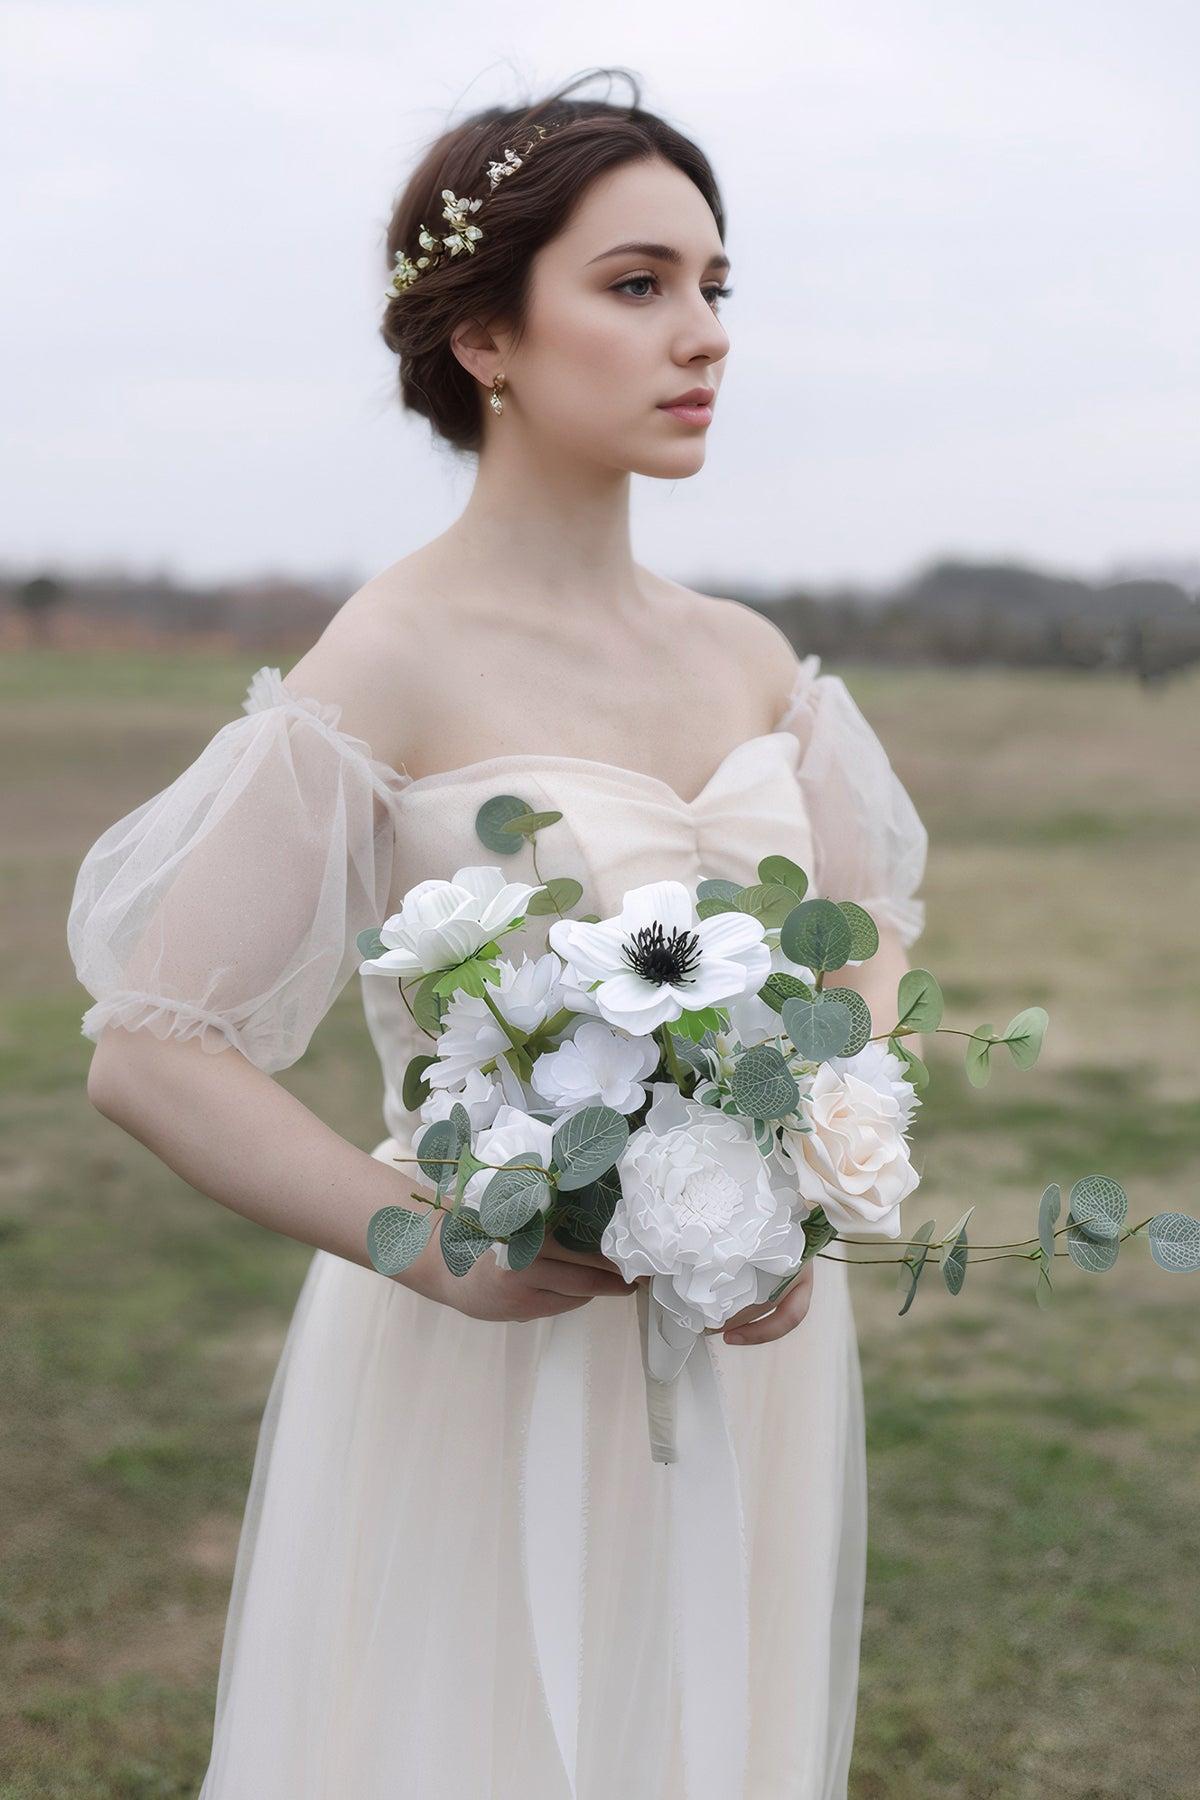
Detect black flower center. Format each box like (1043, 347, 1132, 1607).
(621, 919, 702, 987)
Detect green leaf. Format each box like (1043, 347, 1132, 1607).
(416, 1118, 458, 1190)
(1147, 1212, 1200, 1273)
(889, 1035, 930, 1091)
(432, 955, 503, 999)
(1067, 1223, 1121, 1273)
(819, 986, 873, 1056)
(476, 793, 539, 855)
(697, 877, 743, 903)
(411, 971, 444, 1035)
(1038, 1183, 1061, 1261)
(665, 1006, 724, 1042)
(758, 971, 816, 1014)
(356, 926, 387, 961)
(965, 1022, 997, 1088)
(836, 901, 879, 963)
(366, 1204, 434, 1276)
(728, 1044, 799, 1121)
(733, 881, 804, 928)
(402, 1053, 437, 1111)
(1003, 1005, 1049, 1070)
(941, 1218, 970, 1294)
(781, 995, 852, 1063)
(477, 1154, 550, 1236)
(1067, 1173, 1127, 1242)
(756, 854, 809, 897)
(551, 1105, 629, 1192)
(505, 1209, 546, 1270)
(525, 877, 584, 915)
(552, 1168, 622, 1255)
(696, 894, 739, 919)
(895, 969, 944, 1033)
(897, 1218, 938, 1315)
(447, 1103, 472, 1155)
(779, 898, 853, 972)
(800, 1207, 841, 1264)
(500, 808, 563, 838)
(439, 1208, 494, 1276)
(1034, 1252, 1055, 1309)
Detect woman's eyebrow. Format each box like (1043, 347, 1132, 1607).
(586, 240, 731, 274)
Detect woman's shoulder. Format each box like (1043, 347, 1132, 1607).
(641, 569, 803, 720)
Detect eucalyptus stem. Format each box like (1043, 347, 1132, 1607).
(656, 1024, 688, 1090)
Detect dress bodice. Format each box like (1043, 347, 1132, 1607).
(360, 731, 816, 1148)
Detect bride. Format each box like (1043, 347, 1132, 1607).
(69, 68, 927, 1799)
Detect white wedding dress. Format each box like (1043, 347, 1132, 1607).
(67, 651, 928, 1800)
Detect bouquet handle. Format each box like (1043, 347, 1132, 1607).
(635, 1282, 701, 1464)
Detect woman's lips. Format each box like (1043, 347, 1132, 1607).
(657, 401, 714, 425)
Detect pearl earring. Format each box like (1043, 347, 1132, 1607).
(489, 372, 506, 415)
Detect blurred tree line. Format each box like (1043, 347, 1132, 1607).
(3, 556, 1198, 684)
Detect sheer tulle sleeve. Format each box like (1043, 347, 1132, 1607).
(779, 653, 929, 949)
(67, 667, 409, 1075)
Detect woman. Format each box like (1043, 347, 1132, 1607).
(68, 69, 927, 1799)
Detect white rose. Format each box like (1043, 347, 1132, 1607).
(425, 951, 565, 1104)
(418, 1065, 505, 1132)
(603, 1083, 808, 1332)
(778, 1055, 920, 1238)
(530, 1018, 660, 1115)
(457, 1103, 558, 1269)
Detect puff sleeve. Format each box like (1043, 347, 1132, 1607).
(66, 667, 408, 1075)
(780, 654, 929, 949)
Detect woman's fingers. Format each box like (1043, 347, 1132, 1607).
(723, 1267, 815, 1345)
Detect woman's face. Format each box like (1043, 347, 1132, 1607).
(491, 155, 731, 477)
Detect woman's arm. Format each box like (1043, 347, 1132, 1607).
(86, 1026, 450, 1299)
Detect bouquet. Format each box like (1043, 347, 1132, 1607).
(358, 790, 1199, 1464)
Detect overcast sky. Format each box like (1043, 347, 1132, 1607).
(4, 0, 1197, 595)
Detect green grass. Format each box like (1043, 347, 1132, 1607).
(1, 645, 1198, 1797)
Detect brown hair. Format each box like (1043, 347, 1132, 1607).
(378, 67, 726, 454)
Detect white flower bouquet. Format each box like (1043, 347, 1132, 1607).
(358, 794, 1199, 1461)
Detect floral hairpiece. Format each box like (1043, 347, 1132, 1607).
(385, 120, 562, 301)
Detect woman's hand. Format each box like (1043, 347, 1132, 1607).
(419, 1213, 638, 1324)
(712, 1263, 815, 1346)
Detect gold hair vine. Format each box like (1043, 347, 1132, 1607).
(385, 120, 563, 301)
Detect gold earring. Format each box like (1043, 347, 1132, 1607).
(489, 371, 506, 415)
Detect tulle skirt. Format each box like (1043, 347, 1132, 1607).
(197, 1136, 867, 1799)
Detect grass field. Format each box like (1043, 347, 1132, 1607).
(2, 647, 1197, 1799)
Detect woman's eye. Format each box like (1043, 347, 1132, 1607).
(613, 275, 734, 312)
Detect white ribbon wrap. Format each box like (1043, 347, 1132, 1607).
(520, 1291, 750, 1799)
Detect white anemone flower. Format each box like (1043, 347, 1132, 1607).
(547, 880, 772, 1035)
(602, 1083, 809, 1332)
(424, 952, 565, 1104)
(360, 865, 545, 979)
(530, 1018, 661, 1116)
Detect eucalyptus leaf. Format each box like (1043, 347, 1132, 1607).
(757, 854, 809, 896)
(758, 971, 816, 1014)
(1003, 1005, 1049, 1070)
(402, 1053, 437, 1111)
(819, 986, 873, 1056)
(781, 995, 852, 1063)
(1038, 1183, 1061, 1261)
(837, 901, 880, 963)
(476, 793, 538, 855)
(501, 808, 563, 837)
(416, 1118, 458, 1190)
(733, 881, 803, 928)
(411, 971, 444, 1035)
(552, 1168, 622, 1255)
(895, 969, 943, 1033)
(965, 1022, 996, 1088)
(1067, 1174, 1127, 1242)
(1147, 1212, 1200, 1273)
(440, 1208, 494, 1277)
(366, 1204, 434, 1276)
(1067, 1222, 1121, 1273)
(505, 1209, 546, 1270)
(448, 1103, 472, 1156)
(897, 1218, 938, 1315)
(697, 877, 743, 903)
(942, 1220, 969, 1295)
(551, 1105, 629, 1191)
(525, 877, 584, 915)
(889, 1036, 930, 1091)
(356, 926, 387, 962)
(728, 1044, 799, 1121)
(779, 898, 853, 972)
(1034, 1254, 1055, 1310)
(477, 1156, 550, 1236)
(696, 895, 740, 919)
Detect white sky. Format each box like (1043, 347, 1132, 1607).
(3, 0, 1198, 593)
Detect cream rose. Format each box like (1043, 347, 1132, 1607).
(778, 1054, 920, 1238)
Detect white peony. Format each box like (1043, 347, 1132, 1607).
(530, 1018, 660, 1115)
(455, 1103, 559, 1269)
(547, 880, 772, 1035)
(603, 1083, 808, 1332)
(777, 1049, 920, 1239)
(425, 952, 565, 1103)
(360, 864, 545, 978)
